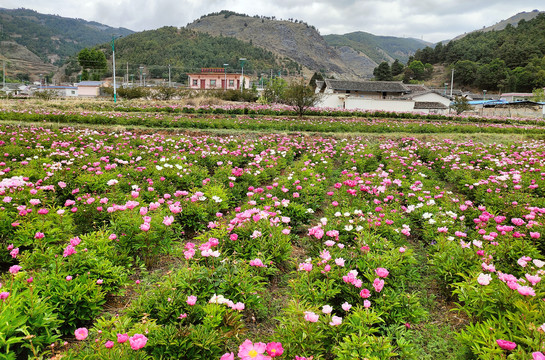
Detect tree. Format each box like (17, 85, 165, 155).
(309, 72, 324, 89)
(454, 60, 478, 87)
(450, 95, 473, 115)
(280, 80, 321, 118)
(263, 77, 287, 103)
(391, 59, 405, 76)
(373, 62, 392, 81)
(407, 60, 428, 81)
(475, 58, 509, 90)
(532, 87, 545, 102)
(77, 48, 107, 80)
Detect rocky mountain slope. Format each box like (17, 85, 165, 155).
(449, 9, 544, 42)
(0, 7, 133, 80)
(186, 11, 359, 78)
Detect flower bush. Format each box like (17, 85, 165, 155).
(1, 115, 545, 359)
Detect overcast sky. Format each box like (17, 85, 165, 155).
(1, 0, 543, 43)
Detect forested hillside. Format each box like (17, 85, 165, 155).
(0, 8, 133, 65)
(95, 26, 300, 82)
(412, 13, 545, 92)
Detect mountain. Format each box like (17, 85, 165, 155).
(323, 31, 431, 65)
(186, 11, 362, 79)
(95, 26, 300, 82)
(449, 9, 544, 42)
(0, 7, 133, 80)
(412, 12, 545, 92)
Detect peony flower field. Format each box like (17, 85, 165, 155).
(0, 101, 544, 359)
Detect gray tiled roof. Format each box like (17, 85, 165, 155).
(414, 102, 448, 109)
(324, 79, 410, 93)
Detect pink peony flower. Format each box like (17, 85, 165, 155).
(322, 305, 332, 314)
(117, 333, 129, 343)
(0, 292, 9, 301)
(304, 311, 319, 323)
(105, 340, 114, 349)
(375, 267, 389, 278)
(329, 315, 342, 326)
(496, 339, 516, 350)
(74, 328, 88, 341)
(187, 295, 197, 306)
(477, 273, 492, 286)
(265, 342, 284, 357)
(129, 334, 148, 350)
(359, 288, 371, 298)
(525, 274, 541, 286)
(9, 265, 22, 275)
(162, 215, 174, 226)
(363, 300, 371, 308)
(341, 302, 352, 311)
(532, 352, 545, 360)
(220, 353, 235, 360)
(238, 339, 268, 360)
(373, 278, 385, 292)
(517, 286, 536, 296)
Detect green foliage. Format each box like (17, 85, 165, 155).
(116, 86, 151, 100)
(263, 77, 287, 103)
(309, 71, 325, 89)
(532, 87, 545, 102)
(35, 273, 106, 334)
(373, 61, 393, 81)
(453, 60, 479, 87)
(280, 80, 321, 117)
(333, 333, 398, 360)
(414, 13, 545, 91)
(0, 8, 133, 64)
(107, 27, 298, 79)
(391, 59, 405, 76)
(152, 85, 179, 100)
(450, 95, 473, 115)
(33, 89, 58, 101)
(78, 48, 107, 71)
(406, 60, 433, 81)
(0, 282, 61, 359)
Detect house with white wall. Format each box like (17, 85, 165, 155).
(315, 79, 450, 114)
(39, 85, 78, 97)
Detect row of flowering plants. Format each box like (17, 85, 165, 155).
(5, 99, 545, 126)
(3, 106, 545, 135)
(1, 120, 545, 359)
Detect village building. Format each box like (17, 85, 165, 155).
(315, 79, 450, 114)
(38, 85, 78, 97)
(76, 81, 104, 97)
(500, 92, 535, 102)
(483, 100, 545, 118)
(187, 68, 250, 90)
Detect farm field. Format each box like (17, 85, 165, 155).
(1, 100, 545, 360)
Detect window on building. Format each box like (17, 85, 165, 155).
(229, 80, 234, 86)
(193, 79, 198, 86)
(71, 91, 76, 95)
(210, 80, 216, 87)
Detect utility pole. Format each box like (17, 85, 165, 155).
(139, 66, 144, 86)
(2, 60, 5, 91)
(223, 63, 228, 90)
(168, 64, 171, 87)
(111, 35, 122, 103)
(239, 58, 246, 93)
(450, 68, 454, 98)
(126, 62, 129, 85)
